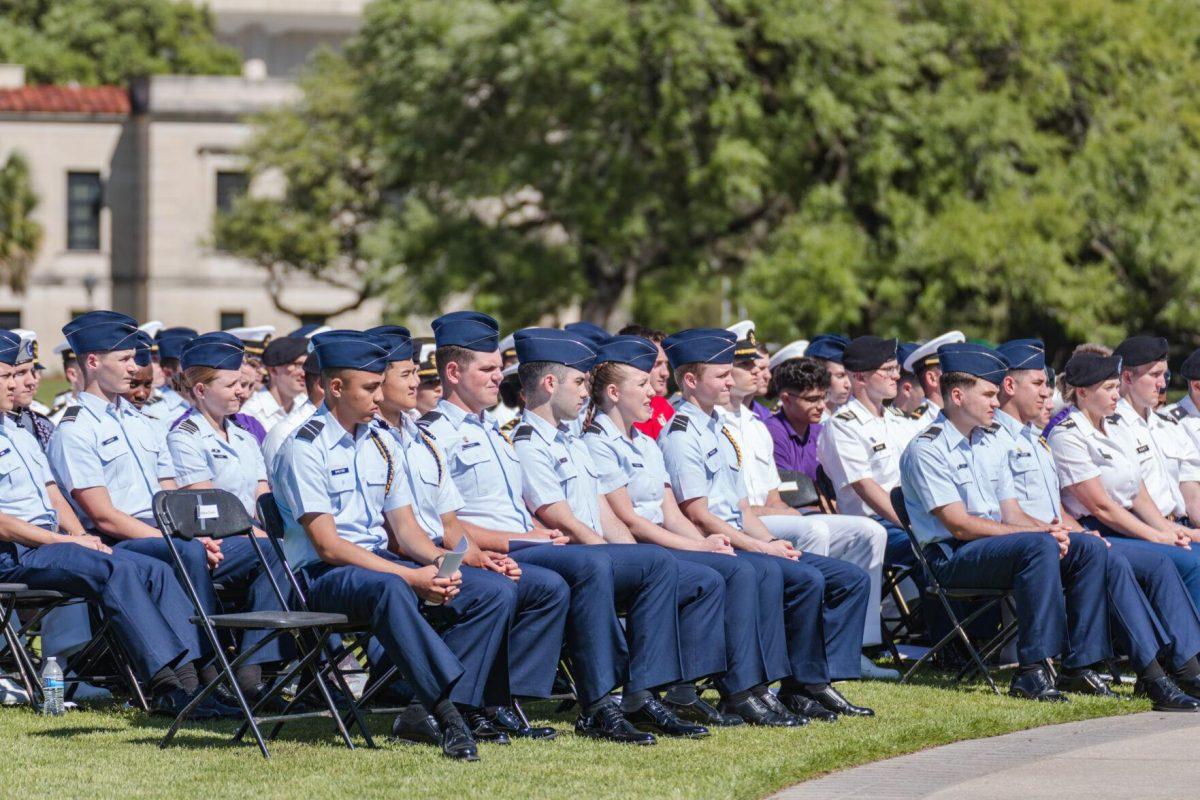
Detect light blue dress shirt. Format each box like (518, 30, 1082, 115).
(0, 414, 59, 529)
(898, 412, 1016, 546)
(583, 411, 669, 525)
(167, 408, 268, 515)
(978, 409, 1063, 524)
(658, 399, 747, 528)
(272, 404, 413, 567)
(511, 410, 604, 532)
(378, 414, 463, 540)
(419, 399, 532, 534)
(48, 391, 175, 527)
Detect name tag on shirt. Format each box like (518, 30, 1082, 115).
(462, 441, 480, 450)
(1137, 444, 1150, 454)
(706, 448, 718, 458)
(872, 443, 887, 452)
(102, 435, 119, 446)
(331, 467, 349, 476)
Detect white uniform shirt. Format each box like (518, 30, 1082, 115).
(716, 402, 780, 506)
(262, 399, 316, 474)
(241, 390, 305, 434)
(1166, 395, 1200, 449)
(818, 396, 911, 517)
(1112, 398, 1188, 518)
(1047, 407, 1141, 519)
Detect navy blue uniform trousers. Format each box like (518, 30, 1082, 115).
(739, 551, 870, 684)
(0, 543, 200, 681)
(662, 555, 726, 685)
(605, 543, 689, 693)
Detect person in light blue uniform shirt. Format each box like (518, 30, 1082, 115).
(141, 327, 197, 433)
(166, 332, 296, 696)
(272, 330, 516, 761)
(983, 338, 1200, 708)
(419, 311, 663, 745)
(510, 327, 719, 740)
(369, 324, 566, 741)
(0, 328, 214, 718)
(585, 334, 806, 727)
(659, 328, 875, 721)
(899, 343, 1115, 702)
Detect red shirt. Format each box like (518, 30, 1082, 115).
(634, 395, 675, 439)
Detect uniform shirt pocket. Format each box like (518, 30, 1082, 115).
(97, 434, 128, 465)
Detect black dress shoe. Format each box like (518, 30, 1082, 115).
(624, 698, 709, 738)
(1136, 675, 1200, 712)
(488, 705, 557, 739)
(391, 704, 442, 746)
(778, 691, 838, 723)
(1170, 673, 1200, 700)
(464, 710, 511, 745)
(150, 688, 222, 720)
(718, 694, 799, 727)
(1009, 667, 1068, 703)
(756, 689, 807, 726)
(575, 699, 656, 744)
(662, 696, 743, 727)
(434, 706, 481, 761)
(194, 690, 243, 718)
(796, 684, 875, 717)
(1057, 669, 1116, 697)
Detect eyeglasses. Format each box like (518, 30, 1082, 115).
(875, 365, 901, 377)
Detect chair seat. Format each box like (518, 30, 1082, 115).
(937, 587, 1009, 600)
(14, 589, 73, 605)
(194, 610, 348, 630)
(0, 583, 27, 594)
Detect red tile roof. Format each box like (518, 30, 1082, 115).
(0, 85, 129, 115)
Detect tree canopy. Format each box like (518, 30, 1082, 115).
(219, 0, 1200, 361)
(0, 151, 42, 292)
(0, 0, 241, 85)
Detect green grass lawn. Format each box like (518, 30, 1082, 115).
(0, 675, 1145, 800)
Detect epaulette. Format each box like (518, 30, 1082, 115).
(419, 410, 443, 425)
(918, 425, 941, 441)
(669, 415, 690, 433)
(1157, 410, 1179, 425)
(584, 421, 603, 435)
(986, 422, 1000, 433)
(177, 418, 199, 435)
(835, 409, 858, 422)
(1169, 406, 1189, 422)
(909, 404, 928, 420)
(296, 418, 325, 442)
(373, 417, 391, 430)
(1058, 418, 1077, 429)
(60, 406, 80, 424)
(499, 418, 520, 435)
(512, 424, 534, 442)
(1105, 413, 1122, 424)
(143, 395, 163, 407)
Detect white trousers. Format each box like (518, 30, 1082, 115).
(760, 513, 887, 646)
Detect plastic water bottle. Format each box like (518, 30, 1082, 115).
(41, 657, 64, 716)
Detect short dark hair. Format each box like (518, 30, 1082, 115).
(435, 345, 478, 382)
(770, 357, 829, 396)
(617, 324, 665, 344)
(939, 371, 979, 400)
(518, 361, 569, 400)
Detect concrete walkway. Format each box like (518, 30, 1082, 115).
(773, 711, 1200, 800)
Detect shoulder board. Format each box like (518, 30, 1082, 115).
(986, 422, 1000, 433)
(1105, 413, 1121, 424)
(513, 424, 534, 442)
(177, 418, 199, 435)
(418, 410, 443, 425)
(60, 406, 80, 424)
(1058, 418, 1076, 429)
(835, 410, 858, 422)
(143, 396, 163, 407)
(584, 421, 603, 435)
(500, 418, 520, 434)
(1156, 411, 1178, 425)
(909, 404, 928, 420)
(373, 417, 391, 431)
(918, 425, 942, 441)
(1169, 406, 1189, 422)
(669, 415, 690, 433)
(297, 418, 325, 443)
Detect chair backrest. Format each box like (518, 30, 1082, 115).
(777, 470, 821, 510)
(813, 465, 839, 515)
(888, 485, 945, 593)
(152, 489, 254, 541)
(255, 493, 312, 611)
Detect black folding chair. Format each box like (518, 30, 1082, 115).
(152, 489, 353, 758)
(889, 486, 1018, 694)
(777, 470, 822, 511)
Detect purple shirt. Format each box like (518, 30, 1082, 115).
(751, 400, 772, 423)
(764, 410, 822, 481)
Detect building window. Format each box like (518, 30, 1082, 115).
(219, 311, 245, 330)
(0, 311, 20, 330)
(67, 172, 102, 251)
(215, 171, 248, 214)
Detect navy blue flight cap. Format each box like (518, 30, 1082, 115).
(663, 328, 737, 370)
(515, 328, 597, 371)
(366, 325, 415, 362)
(0, 330, 22, 366)
(62, 311, 141, 355)
(897, 343, 919, 376)
(1114, 335, 1169, 368)
(594, 335, 659, 373)
(1180, 348, 1200, 381)
(154, 327, 198, 361)
(181, 332, 245, 371)
(997, 339, 1046, 371)
(432, 311, 500, 352)
(310, 330, 391, 373)
(1064, 353, 1122, 387)
(133, 331, 154, 367)
(564, 321, 610, 348)
(937, 343, 1010, 387)
(805, 333, 849, 364)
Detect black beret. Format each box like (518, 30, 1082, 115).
(1180, 348, 1200, 381)
(842, 336, 898, 373)
(1064, 353, 1122, 388)
(262, 335, 310, 367)
(1113, 335, 1168, 368)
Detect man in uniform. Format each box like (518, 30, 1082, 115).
(273, 329, 518, 760)
(241, 336, 310, 434)
(804, 334, 850, 419)
(141, 327, 197, 432)
(660, 327, 875, 721)
(10, 329, 54, 450)
(888, 342, 927, 426)
(899, 330, 966, 434)
(987, 338, 1200, 708)
(420, 311, 668, 744)
(414, 337, 442, 417)
(900, 343, 1114, 701)
(48, 341, 84, 425)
